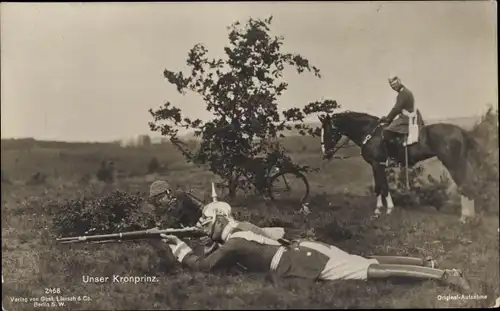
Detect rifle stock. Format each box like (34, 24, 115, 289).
(56, 227, 205, 244)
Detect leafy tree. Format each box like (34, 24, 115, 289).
(149, 16, 339, 197)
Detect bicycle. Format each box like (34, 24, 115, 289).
(216, 154, 310, 203)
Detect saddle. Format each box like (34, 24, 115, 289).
(383, 110, 424, 148)
(381, 131, 413, 166)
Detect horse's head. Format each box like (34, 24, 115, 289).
(318, 113, 343, 160)
(319, 111, 380, 158)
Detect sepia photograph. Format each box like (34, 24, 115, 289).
(1, 1, 498, 309)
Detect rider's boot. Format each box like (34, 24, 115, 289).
(367, 256, 438, 268)
(383, 132, 404, 167)
(382, 133, 396, 167)
(367, 263, 471, 292)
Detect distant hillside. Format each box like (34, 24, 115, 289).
(1, 115, 482, 147)
(170, 115, 482, 141)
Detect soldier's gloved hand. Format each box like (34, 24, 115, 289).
(380, 116, 388, 124)
(160, 234, 192, 262)
(160, 234, 182, 245)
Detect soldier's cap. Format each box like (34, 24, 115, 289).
(149, 180, 171, 198)
(388, 75, 401, 84)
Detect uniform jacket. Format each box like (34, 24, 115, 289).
(168, 191, 204, 227)
(233, 221, 304, 241)
(385, 86, 424, 134)
(170, 230, 331, 280)
(200, 220, 302, 256)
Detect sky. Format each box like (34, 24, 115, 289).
(1, 1, 497, 142)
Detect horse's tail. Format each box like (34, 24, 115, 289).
(463, 130, 489, 171)
(462, 129, 497, 200)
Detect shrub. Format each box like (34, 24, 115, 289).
(52, 191, 153, 237)
(148, 157, 161, 174)
(469, 106, 499, 213)
(26, 172, 47, 186)
(96, 160, 114, 184)
(387, 165, 451, 209)
(51, 190, 199, 238)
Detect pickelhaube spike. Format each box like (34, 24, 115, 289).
(211, 182, 218, 202)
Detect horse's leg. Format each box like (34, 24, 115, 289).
(440, 160, 475, 222)
(459, 150, 478, 222)
(371, 163, 385, 218)
(460, 195, 475, 223)
(384, 184, 395, 215)
(378, 163, 395, 215)
(449, 165, 475, 223)
(450, 167, 475, 223)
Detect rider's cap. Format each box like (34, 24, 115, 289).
(149, 180, 171, 198)
(388, 74, 401, 86)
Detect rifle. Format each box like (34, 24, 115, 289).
(56, 226, 205, 244)
(57, 183, 221, 245)
(181, 182, 219, 211)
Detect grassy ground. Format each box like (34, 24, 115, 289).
(2, 136, 498, 310)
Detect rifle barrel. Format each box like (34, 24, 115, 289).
(56, 227, 204, 244)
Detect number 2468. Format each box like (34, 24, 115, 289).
(45, 288, 61, 294)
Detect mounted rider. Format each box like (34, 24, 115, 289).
(380, 75, 424, 162)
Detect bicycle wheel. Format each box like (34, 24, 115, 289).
(267, 170, 310, 203)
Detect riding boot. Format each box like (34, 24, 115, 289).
(366, 263, 471, 292)
(367, 256, 438, 268)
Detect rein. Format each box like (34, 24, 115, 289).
(324, 118, 383, 160)
(327, 138, 352, 160)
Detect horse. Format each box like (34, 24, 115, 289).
(319, 111, 489, 222)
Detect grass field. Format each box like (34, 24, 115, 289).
(2, 126, 499, 309)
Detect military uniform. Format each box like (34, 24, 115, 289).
(170, 229, 376, 280)
(199, 207, 305, 256)
(149, 180, 205, 227)
(170, 191, 205, 226)
(165, 220, 470, 291)
(382, 77, 427, 161)
(384, 86, 424, 135)
(199, 200, 306, 243)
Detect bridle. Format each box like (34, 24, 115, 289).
(321, 117, 348, 159)
(321, 115, 384, 159)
